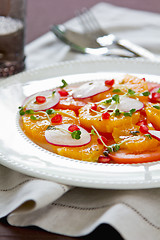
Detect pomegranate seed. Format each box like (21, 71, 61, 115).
(136, 119, 147, 126)
(139, 124, 149, 134)
(102, 112, 110, 120)
(105, 79, 115, 86)
(97, 136, 108, 145)
(51, 113, 62, 124)
(150, 92, 160, 102)
(68, 124, 80, 132)
(58, 89, 68, 97)
(142, 77, 146, 81)
(91, 104, 97, 111)
(98, 155, 110, 163)
(36, 96, 46, 104)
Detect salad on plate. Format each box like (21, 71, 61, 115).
(19, 74, 160, 164)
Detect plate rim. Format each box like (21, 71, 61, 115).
(1, 57, 160, 189)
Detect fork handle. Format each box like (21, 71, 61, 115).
(117, 39, 158, 61)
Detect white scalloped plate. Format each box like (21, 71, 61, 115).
(1, 58, 160, 189)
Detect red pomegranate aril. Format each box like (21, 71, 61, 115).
(91, 104, 97, 111)
(142, 77, 146, 81)
(68, 124, 80, 132)
(58, 89, 69, 97)
(51, 113, 62, 124)
(98, 155, 110, 163)
(150, 92, 160, 102)
(139, 124, 149, 134)
(136, 119, 147, 126)
(36, 96, 46, 104)
(102, 111, 110, 120)
(97, 136, 108, 145)
(105, 79, 115, 86)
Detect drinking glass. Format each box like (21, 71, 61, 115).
(0, 0, 26, 77)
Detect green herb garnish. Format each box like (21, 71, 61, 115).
(103, 98, 112, 104)
(60, 79, 68, 89)
(91, 129, 96, 135)
(25, 109, 35, 114)
(30, 115, 38, 120)
(153, 105, 160, 110)
(47, 125, 56, 130)
(127, 89, 135, 96)
(112, 94, 120, 104)
(46, 109, 57, 115)
(107, 144, 120, 153)
(114, 109, 121, 116)
(142, 91, 150, 96)
(123, 108, 136, 117)
(130, 130, 140, 136)
(19, 107, 35, 116)
(19, 106, 25, 116)
(52, 90, 56, 96)
(112, 89, 121, 93)
(144, 134, 152, 139)
(71, 130, 81, 140)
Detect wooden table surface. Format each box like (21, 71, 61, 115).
(1, 0, 160, 239)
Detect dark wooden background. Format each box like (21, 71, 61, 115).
(1, 0, 160, 239)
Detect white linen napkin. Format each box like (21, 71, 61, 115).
(1, 3, 160, 240)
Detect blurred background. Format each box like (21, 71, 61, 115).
(26, 0, 160, 43)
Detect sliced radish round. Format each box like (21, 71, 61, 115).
(45, 124, 91, 147)
(23, 90, 60, 111)
(72, 81, 111, 99)
(100, 96, 144, 112)
(118, 97, 144, 112)
(148, 130, 160, 141)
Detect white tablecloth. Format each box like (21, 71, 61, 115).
(1, 3, 160, 240)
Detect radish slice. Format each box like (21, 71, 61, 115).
(101, 96, 144, 112)
(23, 90, 60, 111)
(72, 81, 111, 99)
(148, 130, 160, 141)
(45, 124, 91, 147)
(118, 97, 144, 112)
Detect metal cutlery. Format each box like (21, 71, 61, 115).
(51, 24, 136, 58)
(77, 8, 158, 61)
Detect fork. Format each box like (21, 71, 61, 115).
(76, 8, 115, 46)
(77, 8, 158, 61)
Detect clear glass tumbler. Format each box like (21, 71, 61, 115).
(0, 0, 26, 77)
